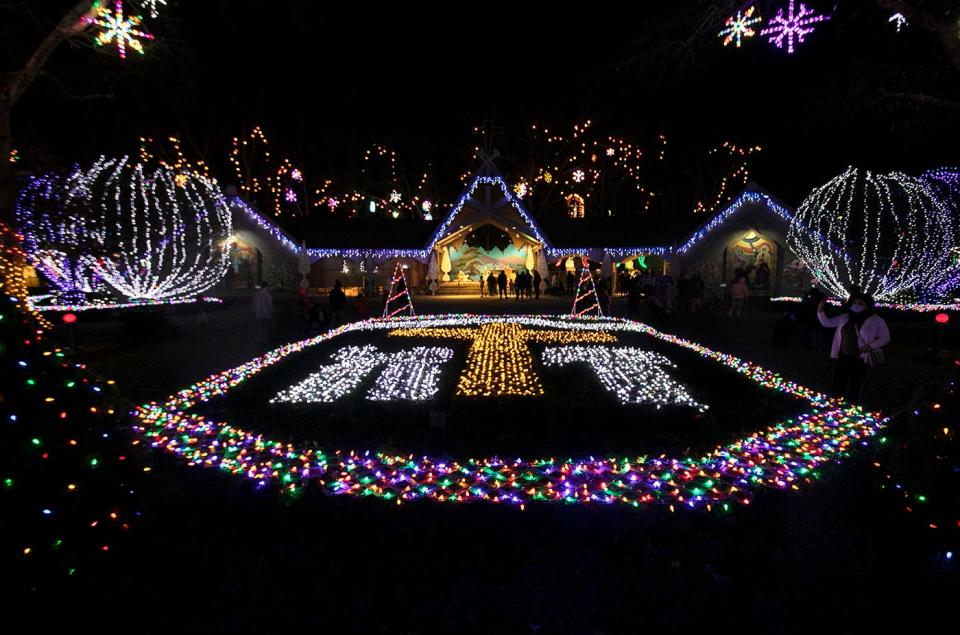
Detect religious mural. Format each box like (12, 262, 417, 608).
(725, 230, 777, 293)
(448, 244, 528, 281)
(227, 239, 258, 289)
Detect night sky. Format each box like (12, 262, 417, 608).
(5, 0, 959, 210)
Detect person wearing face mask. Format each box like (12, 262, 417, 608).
(817, 293, 890, 403)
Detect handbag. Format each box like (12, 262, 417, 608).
(855, 325, 886, 367)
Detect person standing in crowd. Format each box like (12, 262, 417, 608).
(487, 272, 497, 298)
(689, 273, 704, 314)
(729, 276, 748, 318)
(497, 269, 507, 299)
(479, 273, 486, 298)
(800, 286, 825, 348)
(817, 293, 890, 403)
(533, 269, 542, 300)
(295, 287, 311, 336)
(329, 279, 346, 327)
(566, 270, 576, 296)
(253, 281, 274, 344)
(353, 291, 369, 321)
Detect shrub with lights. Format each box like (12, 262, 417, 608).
(788, 167, 960, 302)
(0, 288, 144, 587)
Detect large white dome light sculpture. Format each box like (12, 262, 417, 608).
(90, 156, 232, 300)
(788, 167, 960, 302)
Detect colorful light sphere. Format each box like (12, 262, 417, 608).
(82, 1, 155, 60)
(62, 312, 77, 324)
(84, 156, 231, 300)
(936, 313, 950, 324)
(718, 6, 762, 48)
(759, 0, 829, 54)
(788, 167, 960, 302)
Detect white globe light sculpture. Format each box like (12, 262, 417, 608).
(788, 167, 960, 302)
(89, 156, 232, 300)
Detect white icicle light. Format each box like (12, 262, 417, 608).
(90, 156, 232, 300)
(788, 167, 960, 302)
(542, 345, 707, 410)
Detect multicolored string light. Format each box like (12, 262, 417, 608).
(788, 167, 960, 302)
(131, 314, 884, 508)
(81, 1, 154, 59)
(718, 6, 762, 48)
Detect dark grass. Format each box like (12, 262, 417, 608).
(24, 303, 957, 632)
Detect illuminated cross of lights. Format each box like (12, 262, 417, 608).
(760, 0, 829, 54)
(718, 6, 762, 48)
(83, 1, 155, 59)
(389, 322, 617, 396)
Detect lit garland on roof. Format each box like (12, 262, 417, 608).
(131, 314, 884, 508)
(788, 167, 960, 302)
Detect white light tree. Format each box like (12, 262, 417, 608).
(88, 156, 232, 299)
(788, 167, 960, 301)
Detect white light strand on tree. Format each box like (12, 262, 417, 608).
(89, 156, 232, 300)
(788, 167, 960, 302)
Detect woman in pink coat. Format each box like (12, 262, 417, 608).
(817, 294, 890, 403)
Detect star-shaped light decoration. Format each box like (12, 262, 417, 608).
(759, 0, 829, 54)
(82, 1, 155, 60)
(718, 6, 762, 48)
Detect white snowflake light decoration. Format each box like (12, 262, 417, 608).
(390, 190, 402, 203)
(760, 0, 829, 54)
(572, 169, 585, 183)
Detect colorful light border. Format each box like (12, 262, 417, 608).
(27, 295, 223, 313)
(132, 314, 885, 510)
(771, 296, 960, 314)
